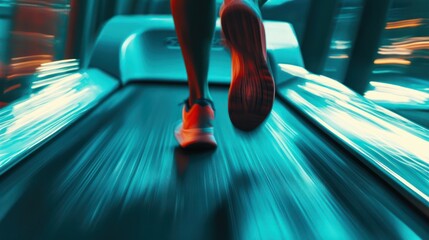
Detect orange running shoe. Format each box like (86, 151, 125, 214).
(220, 0, 275, 131)
(175, 99, 217, 149)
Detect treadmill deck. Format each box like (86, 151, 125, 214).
(0, 84, 427, 239)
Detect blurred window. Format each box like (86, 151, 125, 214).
(323, 0, 364, 82)
(0, 0, 72, 106)
(362, 0, 429, 115)
(371, 0, 429, 85)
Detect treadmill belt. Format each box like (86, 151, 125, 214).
(0, 84, 427, 239)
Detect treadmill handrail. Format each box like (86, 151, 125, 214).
(278, 64, 429, 216)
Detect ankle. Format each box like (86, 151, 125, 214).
(189, 94, 212, 106)
(188, 96, 214, 105)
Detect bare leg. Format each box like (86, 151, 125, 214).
(171, 0, 216, 105)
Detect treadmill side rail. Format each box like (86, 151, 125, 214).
(278, 64, 429, 216)
(0, 69, 118, 176)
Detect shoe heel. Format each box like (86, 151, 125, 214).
(175, 126, 217, 149)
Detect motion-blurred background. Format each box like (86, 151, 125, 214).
(0, 0, 428, 127)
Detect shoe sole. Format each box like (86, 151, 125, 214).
(221, 2, 275, 131)
(175, 124, 217, 150)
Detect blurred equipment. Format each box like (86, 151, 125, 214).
(0, 0, 71, 107)
(365, 0, 429, 127)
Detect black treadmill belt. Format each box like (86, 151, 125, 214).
(0, 84, 427, 239)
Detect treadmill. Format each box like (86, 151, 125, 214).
(0, 15, 428, 239)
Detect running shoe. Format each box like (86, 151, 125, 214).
(175, 99, 217, 149)
(220, 0, 275, 131)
